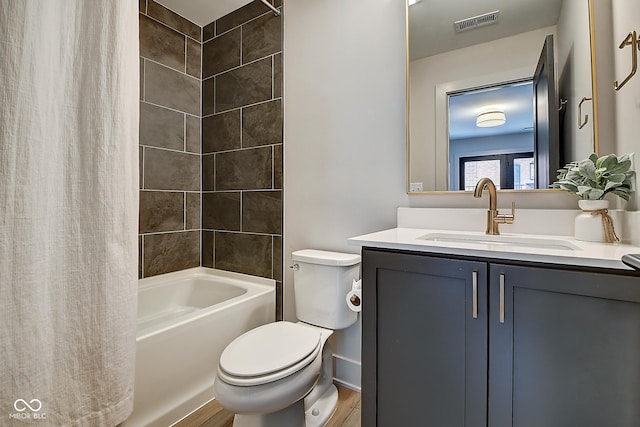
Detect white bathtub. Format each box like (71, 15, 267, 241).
(124, 267, 275, 427)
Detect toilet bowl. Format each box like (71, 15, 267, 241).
(213, 250, 361, 427)
(214, 322, 337, 427)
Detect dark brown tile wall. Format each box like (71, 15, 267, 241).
(202, 2, 284, 319)
(139, 1, 284, 321)
(139, 2, 201, 278)
(144, 231, 201, 277)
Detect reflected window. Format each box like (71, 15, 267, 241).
(462, 159, 501, 191)
(459, 152, 534, 190)
(513, 156, 535, 190)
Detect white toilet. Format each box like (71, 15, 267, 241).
(213, 249, 361, 427)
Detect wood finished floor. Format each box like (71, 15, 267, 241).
(174, 384, 360, 427)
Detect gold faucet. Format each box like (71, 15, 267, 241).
(473, 178, 515, 235)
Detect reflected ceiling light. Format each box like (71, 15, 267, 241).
(408, 0, 422, 5)
(476, 109, 506, 127)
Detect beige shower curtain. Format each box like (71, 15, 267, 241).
(0, 1, 139, 426)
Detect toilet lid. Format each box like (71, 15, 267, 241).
(218, 322, 321, 386)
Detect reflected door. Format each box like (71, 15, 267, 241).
(533, 34, 560, 189)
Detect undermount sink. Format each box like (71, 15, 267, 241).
(418, 232, 581, 251)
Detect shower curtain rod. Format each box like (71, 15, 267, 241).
(259, 0, 280, 16)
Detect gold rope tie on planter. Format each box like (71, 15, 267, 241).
(583, 208, 620, 243)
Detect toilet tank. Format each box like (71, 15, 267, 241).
(292, 249, 361, 330)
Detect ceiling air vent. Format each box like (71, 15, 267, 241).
(454, 10, 500, 33)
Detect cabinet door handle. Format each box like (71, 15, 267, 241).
(499, 273, 505, 324)
(472, 270, 478, 319)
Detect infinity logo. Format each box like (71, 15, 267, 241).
(13, 399, 42, 412)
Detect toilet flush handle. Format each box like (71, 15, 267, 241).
(289, 264, 300, 271)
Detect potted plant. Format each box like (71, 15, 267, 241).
(551, 153, 634, 242)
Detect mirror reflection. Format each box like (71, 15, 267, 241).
(408, 0, 596, 192)
(450, 81, 535, 191)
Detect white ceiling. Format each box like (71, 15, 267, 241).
(155, 0, 254, 26)
(409, 0, 563, 60)
(411, 0, 564, 140)
(448, 82, 534, 140)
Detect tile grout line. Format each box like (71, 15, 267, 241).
(211, 7, 278, 41)
(140, 144, 201, 155)
(141, 229, 203, 236)
(141, 11, 201, 44)
(202, 189, 281, 194)
(240, 105, 243, 149)
(202, 97, 282, 119)
(142, 58, 146, 101)
(200, 229, 282, 238)
(143, 56, 200, 82)
(141, 189, 201, 193)
(200, 23, 204, 269)
(212, 230, 216, 269)
(202, 144, 280, 157)
(202, 53, 279, 81)
(141, 235, 144, 279)
(141, 99, 201, 118)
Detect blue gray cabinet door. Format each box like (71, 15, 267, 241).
(362, 248, 488, 427)
(489, 264, 640, 427)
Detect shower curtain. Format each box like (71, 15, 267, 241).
(0, 1, 139, 426)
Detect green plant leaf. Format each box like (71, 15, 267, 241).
(610, 159, 632, 174)
(596, 154, 618, 171)
(589, 188, 605, 200)
(565, 169, 583, 182)
(577, 185, 592, 195)
(558, 183, 579, 193)
(578, 159, 596, 180)
(604, 181, 621, 191)
(607, 173, 626, 183)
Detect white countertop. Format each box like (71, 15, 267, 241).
(348, 227, 640, 271)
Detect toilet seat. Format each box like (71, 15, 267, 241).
(218, 322, 322, 386)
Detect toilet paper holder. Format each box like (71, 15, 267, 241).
(346, 279, 362, 312)
(349, 293, 361, 307)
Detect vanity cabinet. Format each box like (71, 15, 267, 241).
(362, 247, 640, 427)
(361, 248, 489, 427)
(489, 263, 640, 427)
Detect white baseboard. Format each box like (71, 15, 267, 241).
(332, 354, 361, 392)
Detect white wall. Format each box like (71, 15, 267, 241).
(283, 0, 409, 389)
(557, 0, 596, 163)
(591, 0, 617, 156)
(611, 0, 640, 210)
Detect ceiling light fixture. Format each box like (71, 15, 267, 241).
(476, 110, 506, 127)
